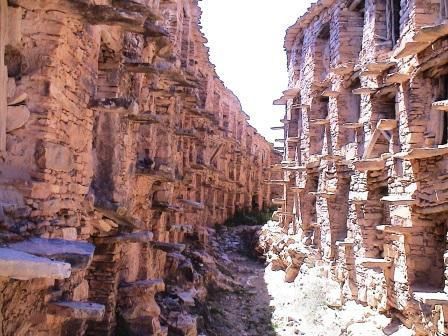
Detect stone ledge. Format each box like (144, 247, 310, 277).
(9, 238, 95, 270)
(394, 146, 448, 160)
(94, 232, 154, 244)
(376, 225, 413, 235)
(353, 158, 385, 171)
(151, 242, 186, 253)
(357, 258, 392, 269)
(47, 301, 105, 321)
(0, 248, 71, 280)
(381, 195, 416, 205)
(413, 291, 448, 306)
(119, 279, 165, 295)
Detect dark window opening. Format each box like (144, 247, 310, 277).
(434, 75, 448, 144)
(441, 0, 448, 19)
(379, 93, 397, 120)
(387, 0, 402, 47)
(349, 0, 365, 12)
(316, 23, 331, 82)
(349, 78, 362, 122)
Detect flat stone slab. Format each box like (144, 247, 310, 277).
(395, 146, 448, 160)
(414, 292, 448, 305)
(0, 247, 71, 280)
(381, 195, 416, 205)
(120, 279, 165, 295)
(376, 225, 413, 235)
(10, 238, 95, 270)
(353, 158, 385, 171)
(357, 258, 392, 269)
(179, 199, 205, 210)
(95, 231, 154, 244)
(47, 301, 105, 321)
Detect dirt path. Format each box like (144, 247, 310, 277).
(204, 226, 277, 336)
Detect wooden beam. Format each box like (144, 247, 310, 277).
(362, 129, 382, 159)
(210, 143, 223, 163)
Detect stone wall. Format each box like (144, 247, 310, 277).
(0, 0, 277, 335)
(273, 0, 448, 334)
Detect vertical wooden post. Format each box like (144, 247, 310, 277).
(0, 0, 7, 156)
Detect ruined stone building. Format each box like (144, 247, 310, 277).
(272, 0, 448, 334)
(0, 0, 276, 334)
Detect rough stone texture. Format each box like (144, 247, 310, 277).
(0, 0, 278, 335)
(272, 0, 448, 335)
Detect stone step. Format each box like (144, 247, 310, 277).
(353, 158, 385, 171)
(309, 191, 336, 199)
(352, 87, 377, 95)
(151, 241, 186, 253)
(47, 301, 105, 321)
(321, 89, 339, 97)
(309, 118, 330, 126)
(9, 238, 95, 270)
(94, 231, 154, 244)
(376, 225, 413, 235)
(179, 199, 205, 210)
(394, 146, 448, 160)
(357, 257, 392, 269)
(413, 291, 448, 305)
(0, 247, 71, 280)
(340, 122, 363, 129)
(119, 279, 165, 295)
(272, 198, 286, 205)
(385, 72, 410, 85)
(376, 119, 398, 131)
(364, 61, 396, 74)
(128, 113, 161, 124)
(381, 195, 416, 206)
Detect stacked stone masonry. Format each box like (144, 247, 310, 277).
(0, 0, 277, 335)
(273, 0, 448, 334)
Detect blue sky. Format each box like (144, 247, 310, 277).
(199, 1, 313, 143)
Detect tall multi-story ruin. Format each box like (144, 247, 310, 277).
(272, 0, 448, 334)
(0, 0, 276, 334)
